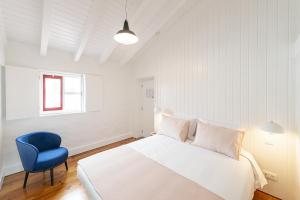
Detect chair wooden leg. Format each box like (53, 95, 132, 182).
(50, 168, 54, 186)
(23, 172, 29, 189)
(64, 161, 68, 171)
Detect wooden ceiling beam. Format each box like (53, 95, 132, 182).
(74, 0, 104, 62)
(40, 0, 52, 56)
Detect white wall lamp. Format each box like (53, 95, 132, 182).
(260, 121, 284, 134)
(260, 121, 284, 146)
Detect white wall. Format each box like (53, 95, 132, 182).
(294, 49, 300, 200)
(293, 0, 300, 199)
(0, 68, 3, 186)
(0, 38, 4, 66)
(0, 7, 5, 186)
(130, 0, 297, 199)
(2, 41, 134, 175)
(0, 7, 5, 66)
(294, 57, 300, 200)
(294, 19, 300, 200)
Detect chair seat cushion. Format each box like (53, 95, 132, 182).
(34, 147, 68, 171)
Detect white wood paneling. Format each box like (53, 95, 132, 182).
(74, 0, 103, 62)
(131, 0, 295, 199)
(0, 0, 196, 63)
(49, 0, 92, 53)
(117, 0, 196, 65)
(0, 4, 6, 65)
(5, 66, 39, 120)
(293, 0, 300, 198)
(1, 0, 42, 45)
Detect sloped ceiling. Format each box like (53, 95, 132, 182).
(0, 0, 192, 64)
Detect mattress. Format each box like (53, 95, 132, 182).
(78, 135, 266, 200)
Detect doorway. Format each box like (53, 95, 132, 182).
(139, 78, 154, 137)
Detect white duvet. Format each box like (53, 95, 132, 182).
(78, 134, 267, 200)
(128, 135, 267, 200)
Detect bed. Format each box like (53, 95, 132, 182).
(77, 135, 266, 200)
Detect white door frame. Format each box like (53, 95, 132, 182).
(137, 77, 155, 137)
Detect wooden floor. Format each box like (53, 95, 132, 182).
(0, 137, 279, 200)
(253, 191, 280, 200)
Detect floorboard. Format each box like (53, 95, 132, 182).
(0, 137, 279, 200)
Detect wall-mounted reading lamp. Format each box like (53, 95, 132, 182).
(260, 121, 284, 134)
(260, 121, 284, 146)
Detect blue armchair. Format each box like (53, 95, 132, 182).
(16, 132, 68, 188)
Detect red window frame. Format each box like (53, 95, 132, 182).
(43, 74, 63, 111)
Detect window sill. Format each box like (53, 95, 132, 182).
(40, 111, 86, 117)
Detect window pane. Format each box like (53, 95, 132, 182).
(41, 73, 84, 115)
(44, 76, 62, 110)
(65, 76, 82, 93)
(64, 94, 82, 112)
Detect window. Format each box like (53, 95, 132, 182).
(41, 72, 85, 115)
(43, 75, 63, 111)
(64, 75, 84, 113)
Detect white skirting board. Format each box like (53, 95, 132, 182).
(68, 133, 133, 156)
(1, 133, 134, 178)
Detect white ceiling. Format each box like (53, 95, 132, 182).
(0, 0, 191, 64)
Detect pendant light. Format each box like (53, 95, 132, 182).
(114, 0, 138, 45)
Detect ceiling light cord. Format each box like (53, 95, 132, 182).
(125, 0, 128, 20)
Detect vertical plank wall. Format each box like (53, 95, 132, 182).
(293, 0, 300, 199)
(0, 4, 5, 185)
(131, 0, 297, 199)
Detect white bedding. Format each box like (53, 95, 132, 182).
(78, 165, 102, 200)
(78, 135, 266, 200)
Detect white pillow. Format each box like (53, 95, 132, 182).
(187, 118, 209, 140)
(158, 114, 189, 142)
(192, 121, 244, 160)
